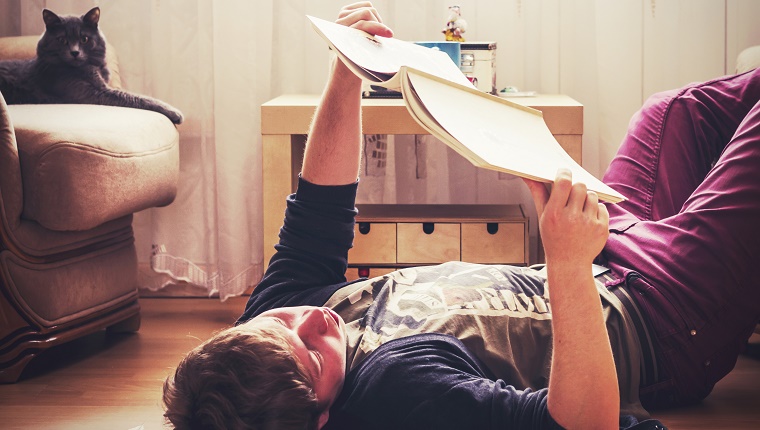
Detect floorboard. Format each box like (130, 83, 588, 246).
(0, 297, 757, 429)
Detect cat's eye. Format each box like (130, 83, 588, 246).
(57, 36, 67, 45)
(81, 36, 89, 44)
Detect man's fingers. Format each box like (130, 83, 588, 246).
(584, 190, 599, 214)
(338, 2, 378, 19)
(336, 5, 393, 37)
(353, 20, 393, 37)
(523, 178, 549, 215)
(597, 201, 609, 224)
(546, 169, 573, 211)
(338, 5, 380, 23)
(567, 181, 588, 212)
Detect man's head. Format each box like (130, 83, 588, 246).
(163, 306, 348, 429)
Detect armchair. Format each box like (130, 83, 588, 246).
(0, 36, 179, 382)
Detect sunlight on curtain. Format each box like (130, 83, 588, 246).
(99, 0, 274, 300)
(3, 0, 757, 299)
(112, 0, 271, 300)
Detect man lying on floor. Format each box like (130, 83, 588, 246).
(163, 3, 760, 429)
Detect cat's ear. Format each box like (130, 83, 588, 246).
(82, 7, 100, 28)
(42, 9, 62, 27)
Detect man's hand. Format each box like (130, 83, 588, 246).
(328, 2, 394, 89)
(524, 169, 609, 267)
(336, 2, 393, 37)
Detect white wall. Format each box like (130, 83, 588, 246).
(347, 0, 760, 178)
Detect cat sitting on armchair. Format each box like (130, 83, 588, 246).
(0, 7, 183, 124)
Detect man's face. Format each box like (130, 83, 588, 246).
(239, 306, 348, 411)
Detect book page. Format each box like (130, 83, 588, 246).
(308, 15, 473, 90)
(306, 14, 625, 202)
(401, 68, 625, 202)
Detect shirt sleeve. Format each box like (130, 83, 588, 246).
(236, 177, 359, 324)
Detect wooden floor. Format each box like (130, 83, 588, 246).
(0, 297, 758, 430)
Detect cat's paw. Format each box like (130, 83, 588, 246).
(164, 107, 184, 125)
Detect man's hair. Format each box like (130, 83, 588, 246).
(163, 324, 320, 430)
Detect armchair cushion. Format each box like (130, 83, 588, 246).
(9, 104, 179, 231)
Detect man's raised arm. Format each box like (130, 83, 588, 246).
(301, 3, 393, 186)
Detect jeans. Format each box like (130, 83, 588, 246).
(599, 67, 760, 408)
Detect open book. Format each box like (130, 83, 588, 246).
(308, 16, 626, 203)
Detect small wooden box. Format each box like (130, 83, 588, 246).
(350, 222, 396, 264)
(397, 223, 460, 263)
(461, 222, 526, 264)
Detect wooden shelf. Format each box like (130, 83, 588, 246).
(262, 94, 584, 269)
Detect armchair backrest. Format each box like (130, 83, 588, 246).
(0, 91, 23, 230)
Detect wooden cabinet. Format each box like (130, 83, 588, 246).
(261, 94, 583, 269)
(346, 204, 528, 281)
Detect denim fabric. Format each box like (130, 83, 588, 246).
(599, 68, 760, 408)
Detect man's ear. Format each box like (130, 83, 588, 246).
(317, 410, 330, 429)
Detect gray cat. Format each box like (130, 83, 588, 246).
(0, 7, 183, 124)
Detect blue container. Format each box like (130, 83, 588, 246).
(415, 41, 461, 69)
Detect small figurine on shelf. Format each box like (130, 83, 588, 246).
(442, 5, 467, 42)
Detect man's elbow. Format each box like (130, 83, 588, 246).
(548, 397, 620, 430)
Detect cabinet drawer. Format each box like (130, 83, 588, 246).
(349, 222, 396, 264)
(461, 223, 527, 264)
(397, 223, 460, 263)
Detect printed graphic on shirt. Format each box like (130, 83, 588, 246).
(327, 261, 554, 390)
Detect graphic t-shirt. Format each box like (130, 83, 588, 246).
(240, 178, 649, 421)
(325, 261, 647, 418)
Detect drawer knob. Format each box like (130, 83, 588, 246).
(358, 222, 371, 234)
(487, 223, 499, 234)
(422, 223, 435, 234)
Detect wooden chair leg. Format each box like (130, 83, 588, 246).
(0, 354, 35, 384)
(0, 295, 140, 383)
(107, 313, 141, 333)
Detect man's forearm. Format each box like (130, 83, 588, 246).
(301, 59, 363, 186)
(523, 170, 617, 428)
(546, 264, 620, 430)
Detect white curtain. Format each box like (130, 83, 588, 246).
(2, 0, 759, 298)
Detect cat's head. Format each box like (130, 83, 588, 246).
(36, 7, 107, 68)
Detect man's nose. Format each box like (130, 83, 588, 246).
(298, 309, 329, 337)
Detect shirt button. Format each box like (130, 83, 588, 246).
(704, 360, 711, 366)
(690, 329, 697, 336)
